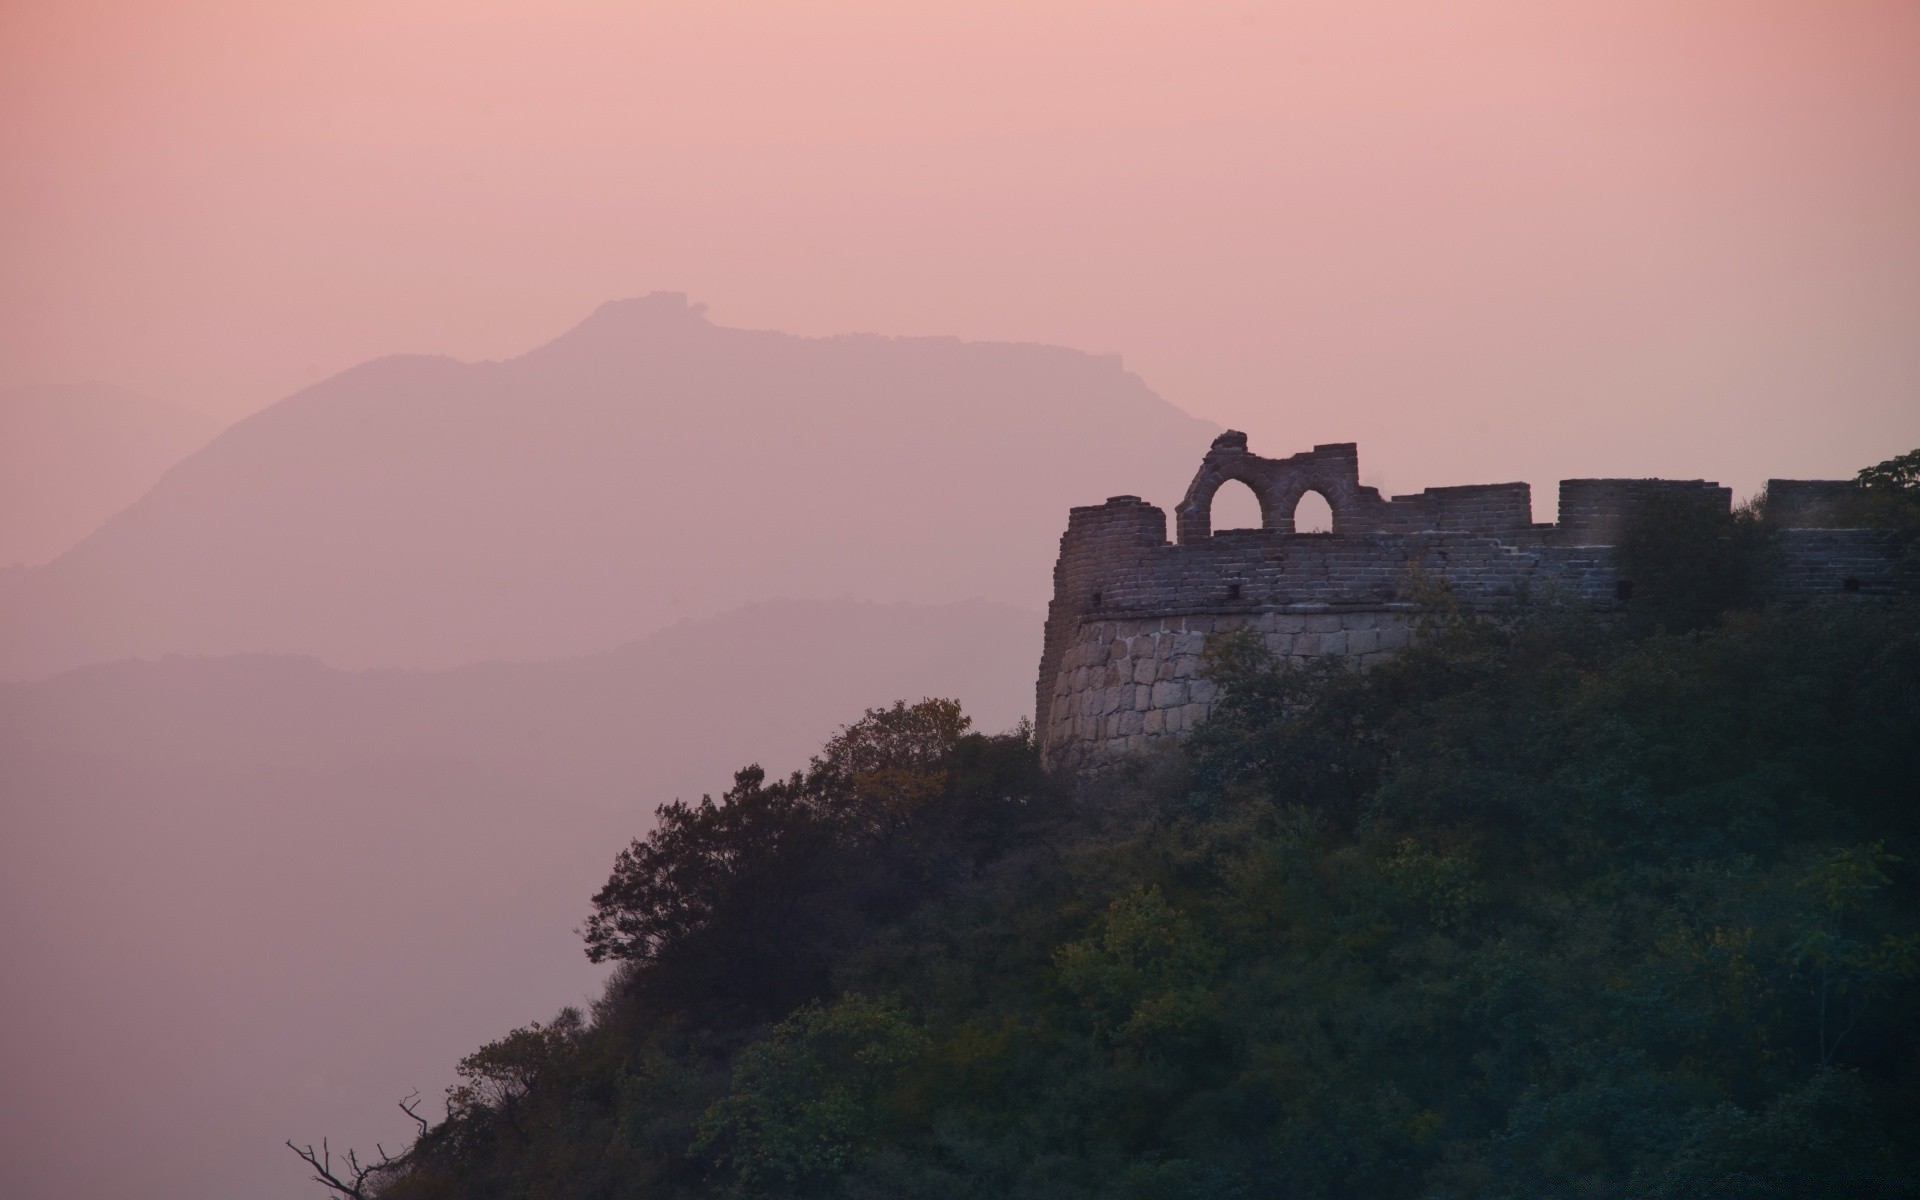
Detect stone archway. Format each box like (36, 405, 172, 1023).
(1174, 432, 1382, 543)
(1291, 488, 1334, 533)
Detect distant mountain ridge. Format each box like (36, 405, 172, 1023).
(0, 597, 1038, 769)
(0, 381, 220, 568)
(0, 294, 1216, 680)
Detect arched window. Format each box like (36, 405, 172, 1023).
(1294, 489, 1333, 533)
(1210, 479, 1263, 531)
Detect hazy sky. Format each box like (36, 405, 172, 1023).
(5, 0, 1918, 508)
(3, 10, 1918, 1199)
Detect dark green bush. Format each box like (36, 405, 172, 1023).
(1611, 491, 1775, 634)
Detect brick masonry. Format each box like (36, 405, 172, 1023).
(1037, 432, 1905, 773)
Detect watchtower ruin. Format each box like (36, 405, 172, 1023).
(1037, 433, 1901, 773)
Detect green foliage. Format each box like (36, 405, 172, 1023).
(1788, 844, 1920, 1066)
(580, 700, 1047, 1025)
(809, 698, 971, 838)
(1612, 490, 1775, 633)
(361, 591, 1920, 1200)
(1854, 447, 1920, 568)
(693, 995, 928, 1196)
(447, 1009, 584, 1129)
(1054, 886, 1222, 1053)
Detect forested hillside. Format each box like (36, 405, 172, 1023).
(300, 463, 1920, 1200)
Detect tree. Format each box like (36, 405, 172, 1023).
(1788, 844, 1920, 1066)
(582, 764, 844, 1020)
(447, 1010, 584, 1136)
(1054, 886, 1222, 1054)
(1612, 490, 1773, 633)
(808, 698, 971, 838)
(1852, 447, 1920, 568)
(286, 1094, 429, 1200)
(581, 699, 989, 1023)
(694, 994, 928, 1196)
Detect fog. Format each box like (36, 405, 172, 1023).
(0, 600, 1039, 1200)
(2, 4, 1917, 1199)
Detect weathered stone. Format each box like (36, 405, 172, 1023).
(1035, 434, 1903, 774)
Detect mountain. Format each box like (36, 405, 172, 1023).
(0, 295, 1216, 681)
(0, 382, 220, 567)
(0, 597, 1039, 1200)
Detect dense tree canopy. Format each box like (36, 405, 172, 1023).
(1854, 448, 1920, 569)
(309, 476, 1920, 1200)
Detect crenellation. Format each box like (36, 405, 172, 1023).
(1037, 433, 1906, 774)
(1554, 478, 1730, 546)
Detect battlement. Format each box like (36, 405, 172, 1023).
(1037, 434, 1900, 773)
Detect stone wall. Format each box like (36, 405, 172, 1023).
(1037, 433, 1904, 774)
(1044, 609, 1417, 768)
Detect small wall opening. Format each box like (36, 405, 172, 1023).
(1294, 489, 1333, 534)
(1211, 479, 1263, 531)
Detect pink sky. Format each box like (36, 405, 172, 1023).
(3, 9, 1919, 1199)
(3, 1, 1918, 510)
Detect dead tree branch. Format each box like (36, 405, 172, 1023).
(287, 1095, 426, 1200)
(398, 1090, 430, 1137)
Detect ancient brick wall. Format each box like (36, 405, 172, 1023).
(1037, 433, 1903, 773)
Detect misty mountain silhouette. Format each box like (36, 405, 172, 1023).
(0, 382, 220, 568)
(0, 597, 1037, 1200)
(0, 295, 1216, 680)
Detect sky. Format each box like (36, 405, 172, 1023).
(3, 0, 1918, 514)
(3, 7, 1918, 1199)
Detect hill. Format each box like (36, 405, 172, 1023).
(0, 382, 220, 567)
(0, 598, 1038, 1200)
(343, 596, 1920, 1200)
(0, 295, 1216, 680)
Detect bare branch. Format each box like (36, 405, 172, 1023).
(398, 1090, 430, 1137)
(286, 1138, 374, 1200)
(286, 1102, 422, 1200)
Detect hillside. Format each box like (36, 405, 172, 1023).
(0, 382, 220, 567)
(0, 295, 1216, 681)
(336, 595, 1920, 1200)
(0, 598, 1038, 1200)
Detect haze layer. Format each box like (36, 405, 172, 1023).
(0, 295, 1214, 680)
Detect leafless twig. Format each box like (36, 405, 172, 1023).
(287, 1095, 425, 1200)
(398, 1090, 430, 1137)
